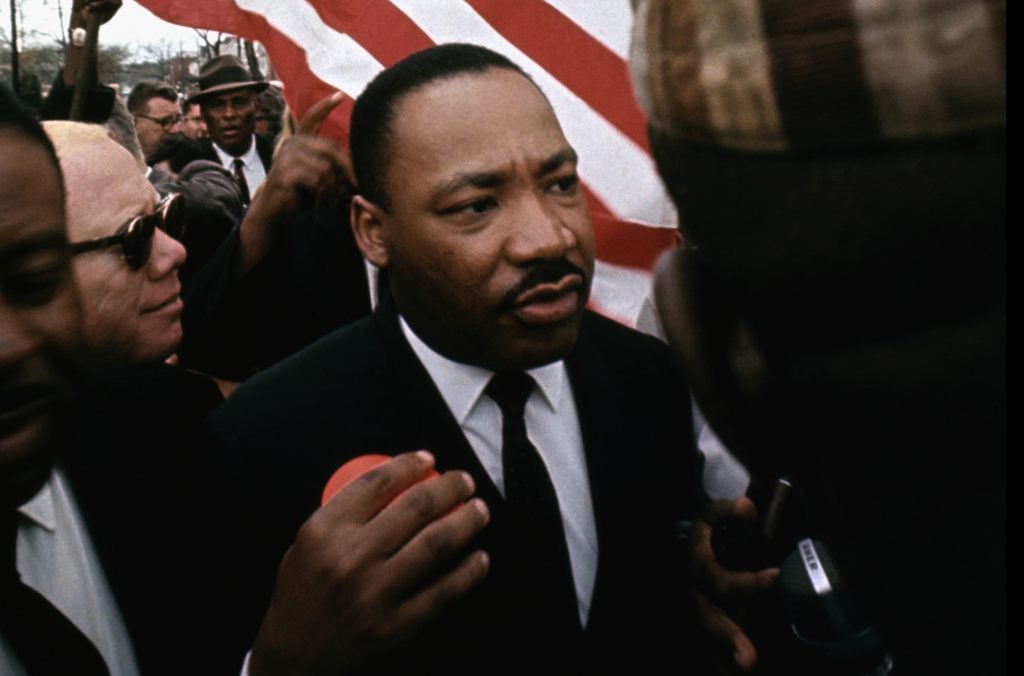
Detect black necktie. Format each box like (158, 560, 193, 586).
(232, 158, 251, 205)
(0, 511, 111, 676)
(486, 372, 580, 631)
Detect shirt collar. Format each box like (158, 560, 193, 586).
(213, 135, 258, 166)
(17, 470, 58, 532)
(399, 315, 567, 424)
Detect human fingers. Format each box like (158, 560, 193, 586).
(388, 496, 490, 576)
(298, 91, 345, 135)
(368, 471, 480, 555)
(712, 566, 780, 600)
(323, 142, 354, 186)
(83, 0, 121, 24)
(392, 548, 490, 640)
(292, 135, 353, 185)
(692, 508, 779, 600)
(272, 137, 348, 189)
(731, 496, 758, 522)
(694, 589, 759, 673)
(282, 151, 341, 195)
(321, 451, 440, 524)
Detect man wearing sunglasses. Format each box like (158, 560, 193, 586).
(43, 121, 187, 366)
(2, 85, 251, 674)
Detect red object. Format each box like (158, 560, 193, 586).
(321, 454, 440, 506)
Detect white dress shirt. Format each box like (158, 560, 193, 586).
(213, 137, 267, 196)
(400, 317, 598, 626)
(1, 467, 140, 676)
(635, 290, 750, 499)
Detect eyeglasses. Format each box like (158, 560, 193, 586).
(70, 193, 184, 269)
(135, 113, 182, 130)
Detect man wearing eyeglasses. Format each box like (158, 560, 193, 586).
(189, 56, 275, 206)
(126, 80, 181, 165)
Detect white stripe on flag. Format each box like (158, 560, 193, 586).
(389, 0, 674, 226)
(542, 0, 634, 60)
(235, 0, 384, 97)
(590, 259, 655, 328)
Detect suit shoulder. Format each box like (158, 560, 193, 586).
(255, 134, 275, 167)
(194, 137, 219, 160)
(580, 311, 676, 369)
(213, 315, 381, 427)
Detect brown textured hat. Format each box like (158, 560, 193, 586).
(189, 55, 269, 104)
(629, 0, 1005, 152)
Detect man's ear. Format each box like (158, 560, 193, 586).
(350, 195, 389, 268)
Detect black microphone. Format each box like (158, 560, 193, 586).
(709, 477, 893, 675)
(778, 538, 893, 676)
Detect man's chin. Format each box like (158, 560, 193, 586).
(493, 318, 584, 372)
(213, 134, 252, 157)
(0, 439, 58, 509)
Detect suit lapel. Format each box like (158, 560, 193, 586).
(368, 298, 506, 511)
(564, 317, 622, 556)
(255, 134, 274, 171)
(564, 316, 650, 631)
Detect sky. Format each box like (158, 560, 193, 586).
(8, 0, 204, 54)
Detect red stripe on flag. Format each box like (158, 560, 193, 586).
(583, 186, 677, 270)
(592, 213, 678, 271)
(137, 0, 252, 36)
(465, 0, 651, 154)
(311, 1, 436, 66)
(244, 24, 356, 143)
(141, 0, 357, 143)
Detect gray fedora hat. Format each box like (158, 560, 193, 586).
(189, 55, 269, 104)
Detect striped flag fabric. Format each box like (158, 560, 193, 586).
(137, 0, 679, 325)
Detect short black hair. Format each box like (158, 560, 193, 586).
(350, 43, 535, 208)
(127, 79, 178, 116)
(0, 82, 64, 190)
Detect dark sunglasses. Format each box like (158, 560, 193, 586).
(70, 193, 185, 269)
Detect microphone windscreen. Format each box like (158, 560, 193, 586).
(779, 539, 892, 674)
(322, 454, 393, 506)
(321, 454, 442, 506)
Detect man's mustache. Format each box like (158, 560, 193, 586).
(499, 258, 589, 310)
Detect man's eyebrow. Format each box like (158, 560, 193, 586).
(0, 230, 69, 265)
(538, 148, 578, 175)
(430, 170, 505, 202)
(430, 148, 580, 203)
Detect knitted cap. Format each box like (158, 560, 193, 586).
(630, 0, 1005, 151)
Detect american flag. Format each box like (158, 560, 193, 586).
(137, 0, 679, 326)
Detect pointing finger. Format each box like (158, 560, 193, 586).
(298, 91, 346, 135)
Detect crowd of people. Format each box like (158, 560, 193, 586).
(1, 0, 1004, 674)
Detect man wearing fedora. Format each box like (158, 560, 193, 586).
(190, 55, 274, 205)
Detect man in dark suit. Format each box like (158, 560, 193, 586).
(210, 44, 709, 674)
(189, 55, 274, 205)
